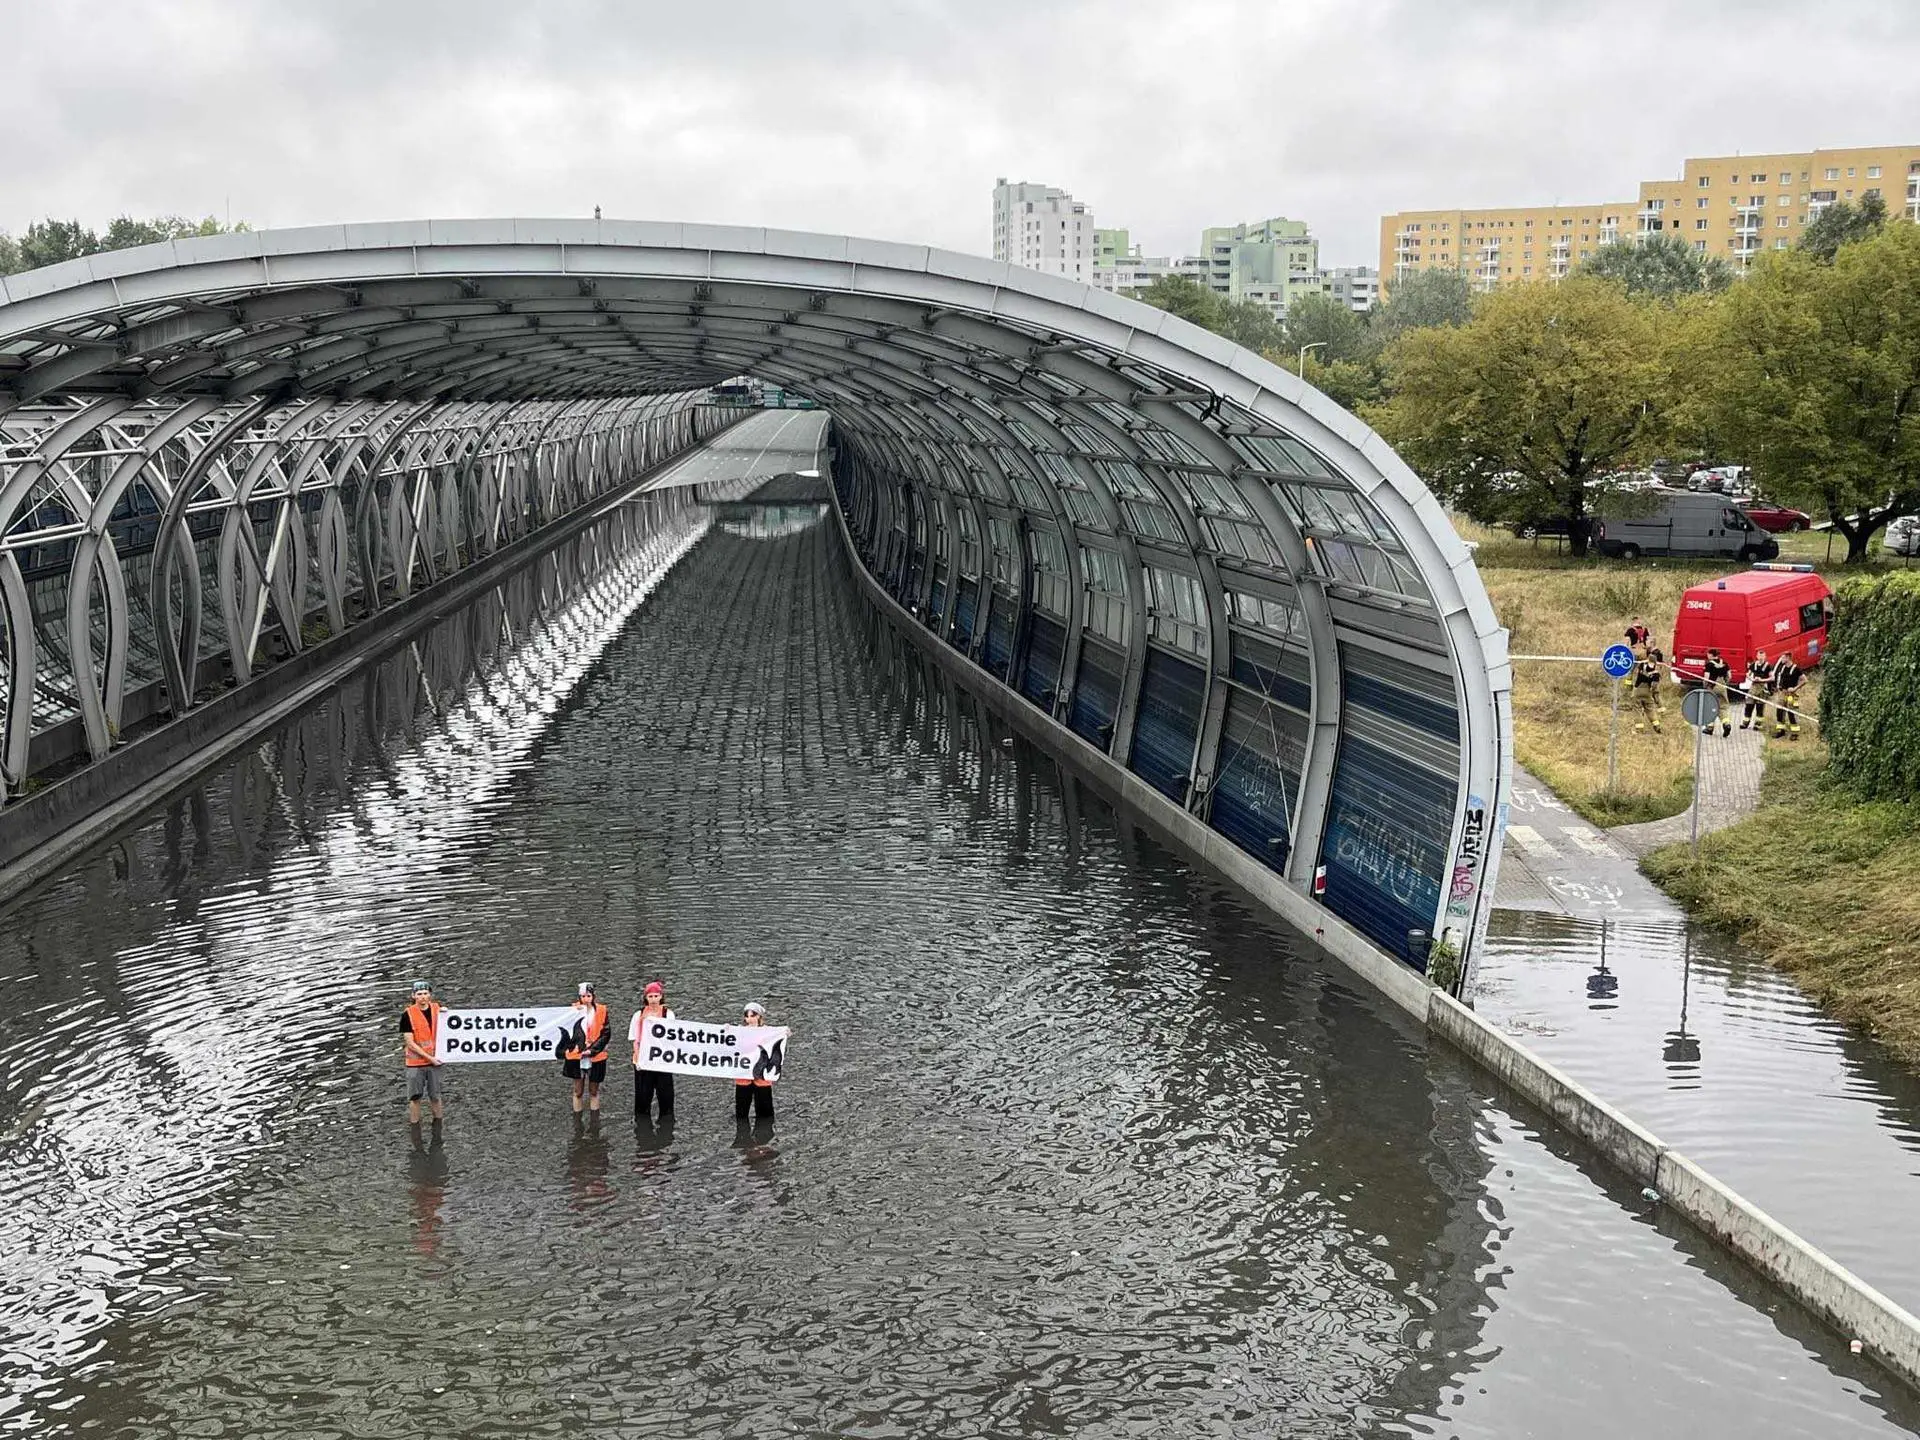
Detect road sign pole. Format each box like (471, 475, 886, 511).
(1691, 719, 1705, 860)
(1608, 678, 1620, 794)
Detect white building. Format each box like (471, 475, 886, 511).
(1326, 266, 1380, 313)
(993, 178, 1096, 281)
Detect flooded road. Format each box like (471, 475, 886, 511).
(1, 439, 1915, 1435)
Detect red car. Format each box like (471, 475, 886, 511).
(1739, 497, 1812, 533)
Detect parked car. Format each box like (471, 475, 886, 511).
(1592, 488, 1780, 562)
(1738, 497, 1813, 533)
(1883, 515, 1920, 557)
(1670, 565, 1833, 682)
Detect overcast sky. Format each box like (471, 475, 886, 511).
(5, 0, 1917, 268)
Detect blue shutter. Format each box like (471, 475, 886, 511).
(1069, 636, 1124, 750)
(1208, 690, 1307, 872)
(1129, 646, 1204, 801)
(1020, 614, 1065, 707)
(951, 578, 979, 651)
(983, 595, 1016, 677)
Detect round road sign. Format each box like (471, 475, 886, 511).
(1601, 644, 1636, 679)
(1681, 687, 1720, 729)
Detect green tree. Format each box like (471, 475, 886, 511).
(1579, 232, 1733, 297)
(1375, 265, 1473, 338)
(1213, 296, 1285, 353)
(1282, 292, 1373, 365)
(0, 231, 18, 276)
(16, 219, 101, 271)
(1369, 276, 1671, 556)
(1798, 189, 1888, 263)
(1694, 222, 1920, 562)
(1136, 274, 1224, 330)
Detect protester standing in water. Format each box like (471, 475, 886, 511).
(563, 982, 611, 1115)
(631, 980, 676, 1120)
(734, 1000, 778, 1123)
(399, 980, 445, 1124)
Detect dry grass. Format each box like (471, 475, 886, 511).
(1644, 751, 1920, 1065)
(1467, 533, 1744, 823)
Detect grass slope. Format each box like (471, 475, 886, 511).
(1643, 751, 1920, 1064)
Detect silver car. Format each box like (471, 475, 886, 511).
(1884, 514, 1920, 557)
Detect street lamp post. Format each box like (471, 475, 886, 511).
(1297, 342, 1327, 378)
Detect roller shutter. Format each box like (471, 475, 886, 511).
(1069, 636, 1124, 750)
(1020, 613, 1065, 707)
(1209, 692, 1307, 872)
(951, 578, 979, 651)
(1317, 645, 1460, 966)
(983, 591, 1016, 677)
(1129, 646, 1204, 802)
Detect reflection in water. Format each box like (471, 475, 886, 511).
(1477, 908, 1920, 1311)
(0, 516, 1912, 1436)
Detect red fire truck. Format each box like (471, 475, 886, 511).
(1669, 564, 1833, 682)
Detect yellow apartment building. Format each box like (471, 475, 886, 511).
(1381, 143, 1920, 294)
(1379, 202, 1634, 293)
(1637, 144, 1920, 268)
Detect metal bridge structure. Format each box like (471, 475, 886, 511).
(0, 220, 1511, 987)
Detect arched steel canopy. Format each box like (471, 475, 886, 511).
(0, 219, 1511, 985)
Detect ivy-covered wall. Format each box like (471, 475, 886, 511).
(1820, 572, 1920, 801)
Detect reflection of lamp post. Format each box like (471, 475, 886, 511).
(1297, 341, 1327, 377)
(1587, 919, 1619, 1007)
(1664, 926, 1702, 1068)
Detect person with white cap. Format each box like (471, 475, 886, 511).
(629, 979, 677, 1120)
(398, 979, 445, 1124)
(734, 1000, 776, 1123)
(562, 982, 611, 1115)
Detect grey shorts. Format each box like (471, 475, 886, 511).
(407, 1066, 444, 1101)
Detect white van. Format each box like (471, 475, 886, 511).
(1592, 487, 1781, 562)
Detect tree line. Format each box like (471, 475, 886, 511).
(0, 215, 247, 277)
(1136, 194, 1915, 561)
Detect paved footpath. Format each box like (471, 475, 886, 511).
(1610, 724, 1766, 857)
(1494, 766, 1681, 920)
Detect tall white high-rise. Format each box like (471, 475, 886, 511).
(992, 178, 1096, 281)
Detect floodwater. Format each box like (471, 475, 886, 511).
(2, 438, 1917, 1436)
(1476, 909, 1920, 1313)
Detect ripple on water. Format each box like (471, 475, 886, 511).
(0, 512, 1915, 1437)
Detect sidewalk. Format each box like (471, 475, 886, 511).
(1493, 767, 1681, 920)
(1610, 724, 1767, 858)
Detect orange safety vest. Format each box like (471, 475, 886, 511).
(565, 1002, 609, 1061)
(404, 1002, 440, 1067)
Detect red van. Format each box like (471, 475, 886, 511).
(1670, 564, 1833, 683)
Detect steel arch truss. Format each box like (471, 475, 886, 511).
(0, 220, 1511, 987)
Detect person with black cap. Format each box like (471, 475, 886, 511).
(734, 1000, 777, 1122)
(630, 980, 676, 1121)
(399, 979, 445, 1124)
(562, 982, 611, 1116)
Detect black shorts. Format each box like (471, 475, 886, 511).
(564, 1058, 608, 1083)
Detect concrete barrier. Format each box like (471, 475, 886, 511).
(826, 491, 1920, 1394)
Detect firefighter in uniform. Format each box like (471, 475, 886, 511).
(630, 980, 676, 1121)
(1740, 650, 1771, 731)
(1770, 651, 1805, 740)
(1701, 647, 1734, 738)
(1632, 644, 1665, 733)
(563, 982, 611, 1115)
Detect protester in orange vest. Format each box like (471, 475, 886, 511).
(734, 1000, 776, 1123)
(630, 980, 677, 1121)
(563, 982, 611, 1115)
(399, 979, 445, 1125)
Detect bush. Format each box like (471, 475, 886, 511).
(1820, 572, 1920, 800)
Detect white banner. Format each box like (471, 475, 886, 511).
(634, 1016, 789, 1082)
(434, 1006, 596, 1064)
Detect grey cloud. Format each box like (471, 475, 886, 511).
(2, 0, 1916, 268)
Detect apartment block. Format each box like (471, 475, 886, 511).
(1380, 202, 1632, 294)
(1380, 142, 1920, 293)
(1637, 144, 1920, 268)
(992, 178, 1095, 281)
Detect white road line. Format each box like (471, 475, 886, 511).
(1562, 825, 1618, 858)
(1505, 824, 1558, 859)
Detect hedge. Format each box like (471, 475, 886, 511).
(1820, 571, 1920, 801)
